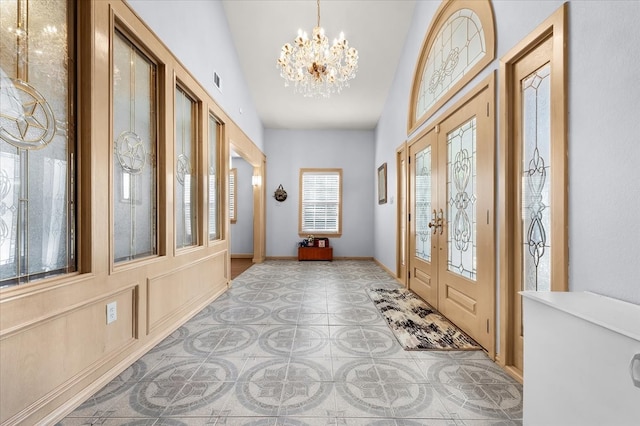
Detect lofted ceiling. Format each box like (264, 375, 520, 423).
(221, 0, 417, 130)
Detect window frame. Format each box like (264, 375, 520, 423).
(0, 0, 78, 288)
(110, 23, 161, 267)
(407, 0, 495, 135)
(173, 81, 200, 250)
(298, 168, 343, 238)
(207, 112, 222, 242)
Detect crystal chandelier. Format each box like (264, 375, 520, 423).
(277, 0, 358, 97)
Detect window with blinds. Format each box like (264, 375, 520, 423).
(229, 168, 237, 223)
(299, 169, 342, 236)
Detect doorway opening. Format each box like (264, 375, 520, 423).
(228, 135, 266, 283)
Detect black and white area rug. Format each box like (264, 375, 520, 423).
(368, 288, 482, 351)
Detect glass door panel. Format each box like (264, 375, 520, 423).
(446, 117, 477, 281)
(415, 146, 432, 262)
(408, 129, 438, 307)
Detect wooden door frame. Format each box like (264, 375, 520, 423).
(229, 129, 266, 267)
(498, 3, 568, 382)
(396, 141, 408, 286)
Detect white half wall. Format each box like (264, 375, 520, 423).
(265, 129, 375, 258)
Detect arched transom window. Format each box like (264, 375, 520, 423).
(409, 0, 495, 134)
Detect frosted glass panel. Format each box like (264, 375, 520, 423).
(417, 9, 486, 119)
(447, 117, 477, 280)
(113, 30, 157, 262)
(175, 87, 197, 248)
(521, 64, 551, 291)
(0, 0, 74, 286)
(208, 114, 220, 241)
(415, 146, 432, 262)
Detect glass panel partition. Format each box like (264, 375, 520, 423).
(0, 0, 74, 286)
(112, 29, 157, 263)
(175, 86, 197, 249)
(208, 114, 220, 241)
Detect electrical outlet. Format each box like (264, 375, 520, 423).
(106, 301, 117, 324)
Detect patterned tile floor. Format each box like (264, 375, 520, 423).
(59, 260, 522, 425)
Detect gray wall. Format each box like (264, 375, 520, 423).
(127, 0, 264, 149)
(230, 157, 254, 255)
(130, 0, 640, 304)
(374, 0, 640, 304)
(265, 129, 375, 258)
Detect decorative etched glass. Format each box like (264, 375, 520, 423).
(415, 146, 432, 262)
(208, 114, 220, 241)
(113, 30, 157, 262)
(0, 0, 74, 286)
(521, 64, 551, 292)
(416, 9, 486, 120)
(447, 117, 477, 280)
(175, 86, 197, 249)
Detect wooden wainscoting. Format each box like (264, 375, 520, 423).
(0, 1, 266, 424)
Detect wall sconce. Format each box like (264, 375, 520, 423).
(252, 175, 262, 186)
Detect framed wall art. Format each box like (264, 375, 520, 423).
(378, 163, 387, 204)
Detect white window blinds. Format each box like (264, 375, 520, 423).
(300, 170, 341, 234)
(229, 168, 237, 223)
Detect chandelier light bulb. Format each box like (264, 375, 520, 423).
(276, 0, 358, 97)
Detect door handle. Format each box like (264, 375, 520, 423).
(631, 353, 640, 388)
(428, 209, 438, 234)
(428, 209, 444, 235)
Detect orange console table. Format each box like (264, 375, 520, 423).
(297, 246, 333, 261)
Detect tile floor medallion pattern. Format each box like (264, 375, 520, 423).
(59, 260, 522, 425)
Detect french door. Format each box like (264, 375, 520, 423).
(409, 76, 495, 354)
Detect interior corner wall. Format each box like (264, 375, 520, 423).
(375, 0, 640, 305)
(230, 157, 254, 255)
(127, 0, 264, 150)
(567, 1, 640, 304)
(264, 129, 375, 258)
